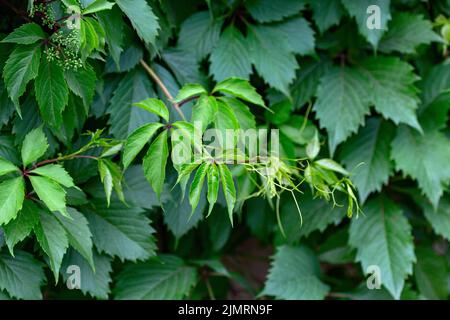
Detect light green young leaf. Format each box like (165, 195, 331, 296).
(207, 164, 219, 217)
(218, 164, 236, 226)
(314, 159, 349, 176)
(189, 163, 209, 216)
(0, 157, 19, 176)
(98, 159, 113, 206)
(3, 43, 41, 110)
(21, 126, 48, 167)
(3, 200, 39, 255)
(191, 94, 218, 132)
(31, 164, 75, 188)
(174, 163, 199, 201)
(83, 0, 114, 14)
(1, 23, 46, 44)
(0, 250, 45, 300)
(115, 255, 197, 299)
(173, 84, 207, 104)
(123, 122, 163, 169)
(116, 0, 159, 47)
(34, 57, 69, 128)
(349, 196, 415, 299)
(219, 97, 256, 130)
(29, 175, 68, 217)
(214, 100, 240, 131)
(54, 208, 94, 271)
(133, 98, 169, 122)
(213, 78, 265, 108)
(263, 245, 329, 299)
(143, 130, 169, 200)
(34, 210, 69, 282)
(0, 177, 25, 226)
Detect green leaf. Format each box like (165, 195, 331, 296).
(29, 175, 68, 216)
(420, 60, 450, 106)
(108, 69, 158, 139)
(0, 250, 45, 299)
(191, 94, 218, 132)
(310, 0, 344, 33)
(210, 26, 252, 82)
(123, 122, 163, 169)
(173, 84, 207, 104)
(245, 0, 306, 23)
(207, 164, 219, 217)
(133, 98, 169, 122)
(358, 57, 421, 131)
(341, 0, 391, 48)
(34, 210, 69, 282)
(218, 164, 236, 226)
(313, 66, 370, 154)
(178, 11, 222, 61)
(34, 57, 69, 128)
(54, 208, 94, 270)
(349, 196, 416, 299)
(99, 159, 124, 205)
(214, 100, 240, 131)
(379, 13, 442, 54)
(421, 195, 450, 241)
(0, 156, 19, 176)
(116, 0, 159, 47)
(391, 126, 450, 208)
(340, 118, 395, 202)
(247, 25, 298, 96)
(61, 248, 112, 299)
(189, 163, 209, 216)
(83, 0, 114, 14)
(3, 200, 39, 255)
(3, 43, 41, 109)
(219, 97, 256, 130)
(21, 126, 48, 167)
(31, 164, 75, 188)
(84, 200, 156, 261)
(213, 78, 265, 108)
(115, 255, 197, 299)
(64, 64, 96, 110)
(97, 7, 124, 68)
(263, 245, 329, 299)
(414, 246, 448, 299)
(143, 130, 169, 200)
(270, 17, 315, 56)
(0, 177, 25, 226)
(1, 23, 46, 44)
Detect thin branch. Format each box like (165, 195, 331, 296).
(29, 154, 97, 171)
(140, 59, 186, 121)
(178, 95, 199, 107)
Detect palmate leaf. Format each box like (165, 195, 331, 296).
(270, 17, 315, 56)
(115, 255, 197, 300)
(339, 118, 395, 203)
(0, 177, 25, 226)
(263, 245, 329, 300)
(349, 196, 416, 299)
(3, 200, 39, 255)
(34, 210, 69, 282)
(310, 0, 344, 33)
(219, 97, 256, 130)
(64, 64, 96, 110)
(341, 0, 391, 48)
(34, 57, 69, 128)
(3, 43, 41, 110)
(143, 130, 169, 200)
(115, 0, 159, 47)
(84, 200, 156, 261)
(210, 26, 252, 82)
(213, 78, 265, 108)
(1, 23, 46, 44)
(391, 126, 450, 207)
(29, 175, 69, 216)
(379, 13, 442, 54)
(191, 94, 218, 132)
(30, 164, 75, 188)
(0, 156, 19, 176)
(313, 66, 371, 154)
(245, 0, 306, 23)
(357, 57, 421, 130)
(97, 6, 124, 68)
(0, 250, 45, 300)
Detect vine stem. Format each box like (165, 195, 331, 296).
(24, 154, 97, 173)
(139, 59, 186, 121)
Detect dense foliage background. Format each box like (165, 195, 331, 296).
(0, 0, 449, 300)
